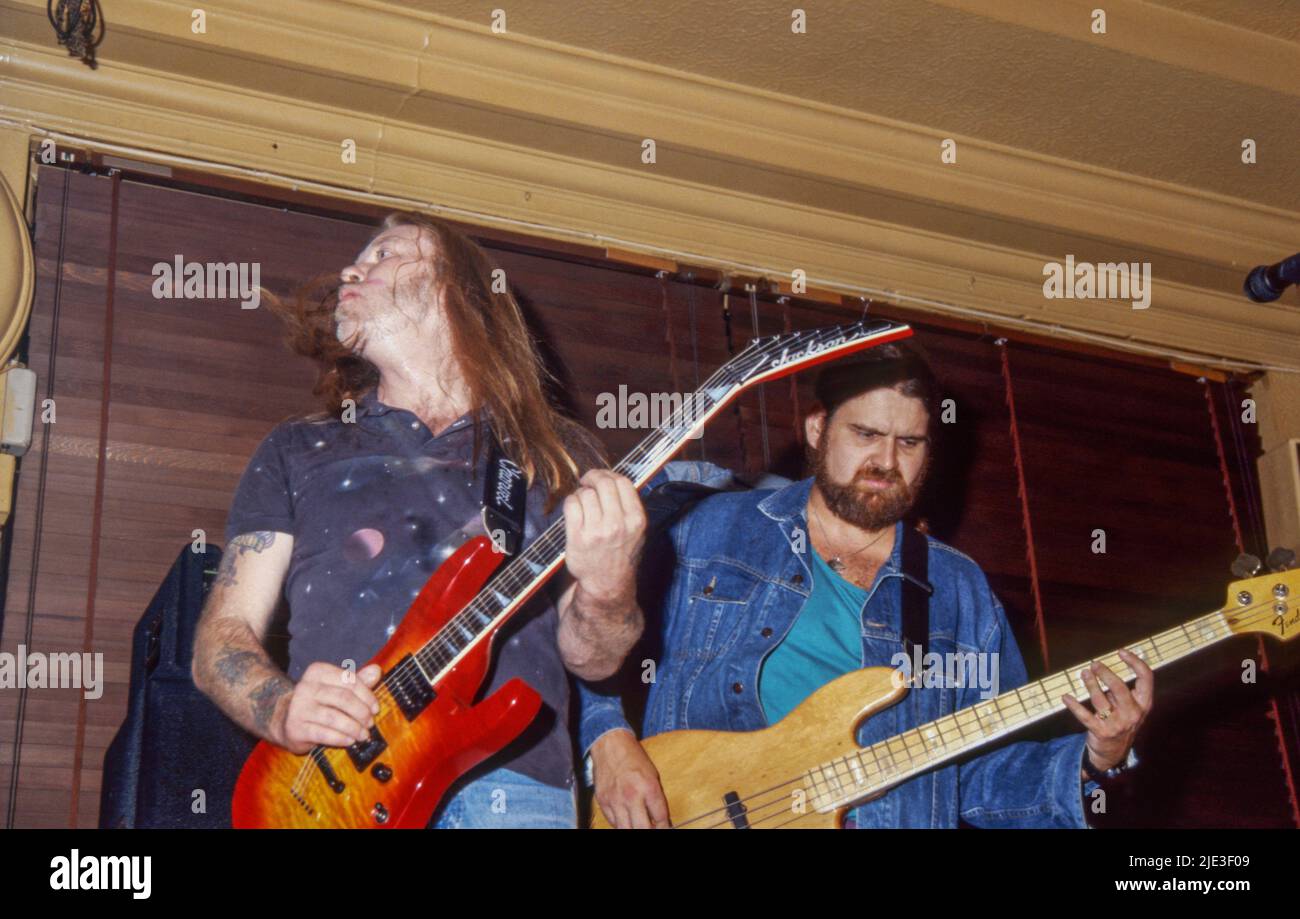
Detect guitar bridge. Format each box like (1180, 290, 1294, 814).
(390, 654, 437, 721)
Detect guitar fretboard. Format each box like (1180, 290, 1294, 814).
(804, 609, 1236, 813)
(402, 319, 913, 686)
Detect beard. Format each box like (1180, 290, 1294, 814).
(811, 437, 929, 531)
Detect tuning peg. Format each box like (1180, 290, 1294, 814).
(1231, 553, 1262, 578)
(1266, 547, 1297, 572)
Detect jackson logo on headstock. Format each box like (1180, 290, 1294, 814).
(765, 331, 851, 373)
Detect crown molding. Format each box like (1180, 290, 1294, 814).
(1, 0, 1297, 370)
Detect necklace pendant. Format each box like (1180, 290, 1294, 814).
(827, 556, 845, 573)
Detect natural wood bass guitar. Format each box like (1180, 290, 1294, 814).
(231, 318, 914, 828)
(590, 565, 1300, 828)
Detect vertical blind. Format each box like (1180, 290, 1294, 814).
(1, 162, 1294, 828)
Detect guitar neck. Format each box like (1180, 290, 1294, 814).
(412, 318, 914, 686)
(810, 607, 1237, 812)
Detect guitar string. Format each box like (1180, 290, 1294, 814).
(668, 595, 1289, 828)
(402, 321, 893, 685)
(285, 324, 858, 797)
(681, 612, 1242, 829)
(295, 548, 1289, 809)
(377, 320, 883, 706)
(285, 340, 759, 796)
(286, 339, 753, 795)
(277, 320, 1275, 820)
(290, 321, 876, 794)
(686, 599, 1284, 828)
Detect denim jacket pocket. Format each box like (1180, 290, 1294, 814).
(679, 562, 764, 660)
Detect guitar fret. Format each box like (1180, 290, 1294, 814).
(903, 730, 927, 764)
(859, 747, 880, 786)
(806, 769, 827, 809)
(795, 597, 1254, 824)
(821, 763, 843, 797)
(836, 758, 855, 792)
(1043, 673, 1070, 706)
(1009, 687, 1031, 721)
(847, 754, 867, 787)
(879, 741, 900, 775)
(1029, 681, 1053, 715)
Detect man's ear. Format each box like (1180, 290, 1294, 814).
(804, 408, 827, 451)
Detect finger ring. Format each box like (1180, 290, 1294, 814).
(1096, 708, 1112, 721)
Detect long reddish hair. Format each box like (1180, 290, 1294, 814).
(267, 211, 602, 509)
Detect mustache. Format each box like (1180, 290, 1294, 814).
(852, 466, 904, 486)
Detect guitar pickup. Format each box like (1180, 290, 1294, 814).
(390, 654, 437, 721)
(346, 725, 388, 772)
(723, 790, 750, 829)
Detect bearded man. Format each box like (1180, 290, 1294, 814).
(193, 213, 645, 828)
(579, 343, 1153, 828)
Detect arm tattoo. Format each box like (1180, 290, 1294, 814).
(213, 648, 261, 687)
(214, 531, 277, 588)
(250, 675, 293, 734)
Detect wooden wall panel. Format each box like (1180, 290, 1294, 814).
(1005, 343, 1294, 827)
(1, 168, 338, 826)
(1, 162, 1293, 829)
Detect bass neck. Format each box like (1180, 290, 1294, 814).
(807, 569, 1300, 813)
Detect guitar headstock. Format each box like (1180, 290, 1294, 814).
(1223, 550, 1300, 642)
(729, 319, 913, 388)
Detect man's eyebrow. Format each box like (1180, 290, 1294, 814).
(356, 234, 411, 258)
(848, 422, 928, 440)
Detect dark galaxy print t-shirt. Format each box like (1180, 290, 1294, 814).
(223, 388, 576, 790)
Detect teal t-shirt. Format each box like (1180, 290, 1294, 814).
(758, 548, 866, 724)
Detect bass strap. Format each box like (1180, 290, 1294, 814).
(899, 523, 933, 662)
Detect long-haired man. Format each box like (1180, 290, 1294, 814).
(193, 213, 646, 828)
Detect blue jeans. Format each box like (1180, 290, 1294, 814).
(428, 765, 577, 829)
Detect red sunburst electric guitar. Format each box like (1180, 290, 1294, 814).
(231, 318, 914, 827)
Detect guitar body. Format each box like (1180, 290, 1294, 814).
(232, 536, 543, 828)
(591, 667, 907, 829)
(226, 319, 924, 828)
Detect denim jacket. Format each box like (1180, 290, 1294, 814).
(578, 463, 1099, 828)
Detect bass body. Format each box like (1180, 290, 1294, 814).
(590, 565, 1300, 828)
(590, 667, 906, 829)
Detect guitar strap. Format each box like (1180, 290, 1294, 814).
(482, 433, 528, 556)
(899, 523, 933, 663)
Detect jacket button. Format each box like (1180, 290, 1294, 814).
(761, 627, 773, 638)
(702, 583, 714, 596)
(731, 682, 743, 693)
(790, 573, 804, 585)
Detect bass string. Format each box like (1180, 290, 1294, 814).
(669, 595, 1288, 829)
